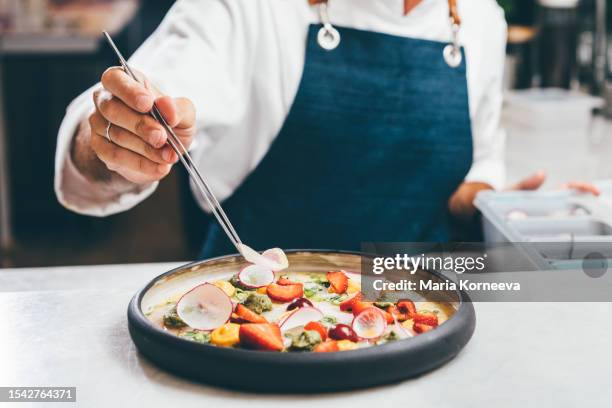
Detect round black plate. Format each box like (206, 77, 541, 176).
(128, 250, 475, 392)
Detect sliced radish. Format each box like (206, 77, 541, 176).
(280, 306, 324, 332)
(238, 244, 289, 272)
(176, 283, 232, 331)
(352, 307, 387, 339)
(392, 315, 413, 339)
(276, 310, 295, 327)
(238, 264, 275, 288)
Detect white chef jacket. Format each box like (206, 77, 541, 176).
(54, 0, 507, 216)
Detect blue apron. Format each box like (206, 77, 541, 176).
(200, 24, 473, 258)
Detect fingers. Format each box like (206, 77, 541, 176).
(94, 90, 167, 148)
(101, 67, 154, 113)
(561, 182, 601, 196)
(90, 131, 171, 185)
(89, 112, 177, 164)
(506, 170, 600, 196)
(509, 170, 547, 191)
(93, 67, 196, 181)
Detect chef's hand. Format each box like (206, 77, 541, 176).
(71, 67, 196, 187)
(449, 170, 600, 219)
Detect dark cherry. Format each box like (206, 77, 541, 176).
(328, 324, 359, 342)
(286, 297, 313, 311)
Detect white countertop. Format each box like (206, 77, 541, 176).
(1, 262, 611, 407)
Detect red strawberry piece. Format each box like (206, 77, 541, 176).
(304, 321, 328, 341)
(397, 300, 417, 319)
(313, 340, 339, 353)
(326, 271, 349, 294)
(413, 323, 435, 334)
(266, 282, 304, 302)
(239, 323, 284, 351)
(277, 276, 299, 286)
(339, 292, 363, 312)
(388, 299, 417, 322)
(234, 303, 268, 323)
(413, 312, 439, 327)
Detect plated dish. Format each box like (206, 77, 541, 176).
(128, 250, 475, 392)
(145, 266, 455, 353)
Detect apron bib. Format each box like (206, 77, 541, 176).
(200, 24, 473, 258)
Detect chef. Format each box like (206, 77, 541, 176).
(53, 0, 595, 258)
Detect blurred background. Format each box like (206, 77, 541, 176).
(0, 0, 611, 268)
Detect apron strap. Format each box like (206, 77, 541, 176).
(309, 0, 462, 67)
(308, 0, 461, 26)
(448, 0, 461, 26)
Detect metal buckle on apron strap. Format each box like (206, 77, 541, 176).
(443, 0, 462, 68)
(316, 0, 340, 51)
(443, 19, 462, 68)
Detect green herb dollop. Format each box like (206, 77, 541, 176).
(288, 330, 322, 351)
(243, 293, 272, 314)
(163, 307, 186, 328)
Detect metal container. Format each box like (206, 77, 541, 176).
(475, 187, 612, 268)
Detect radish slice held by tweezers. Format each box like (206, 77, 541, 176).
(238, 244, 289, 271)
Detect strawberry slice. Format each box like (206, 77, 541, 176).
(339, 292, 363, 312)
(413, 312, 439, 327)
(413, 323, 435, 334)
(313, 340, 339, 353)
(352, 301, 374, 317)
(266, 282, 304, 302)
(327, 271, 349, 294)
(277, 276, 299, 286)
(396, 300, 417, 320)
(239, 323, 284, 351)
(304, 321, 328, 341)
(234, 303, 268, 323)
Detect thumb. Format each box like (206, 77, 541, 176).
(155, 96, 195, 130)
(509, 170, 547, 191)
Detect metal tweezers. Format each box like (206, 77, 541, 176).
(103, 31, 243, 252)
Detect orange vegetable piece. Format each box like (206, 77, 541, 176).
(313, 340, 339, 353)
(304, 321, 328, 341)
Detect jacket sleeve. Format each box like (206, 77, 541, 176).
(463, 1, 507, 190)
(54, 0, 261, 216)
